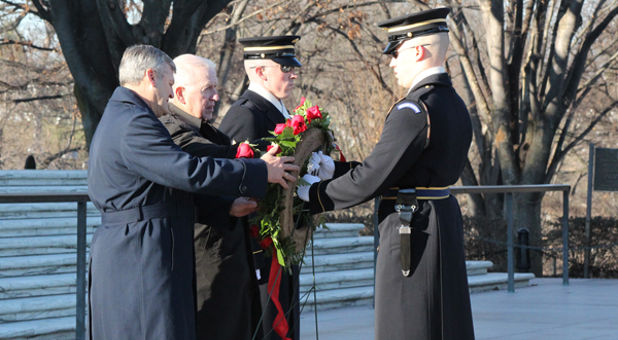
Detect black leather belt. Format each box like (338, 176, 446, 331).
(380, 186, 451, 201)
(101, 201, 177, 224)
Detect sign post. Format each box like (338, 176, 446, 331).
(585, 145, 618, 277)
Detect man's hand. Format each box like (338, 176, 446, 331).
(261, 145, 300, 189)
(296, 174, 320, 202)
(229, 197, 258, 217)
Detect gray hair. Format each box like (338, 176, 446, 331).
(173, 54, 216, 87)
(118, 45, 176, 86)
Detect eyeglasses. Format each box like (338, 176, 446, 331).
(390, 43, 431, 59)
(253, 65, 298, 73)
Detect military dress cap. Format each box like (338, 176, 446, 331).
(239, 35, 302, 67)
(378, 7, 450, 55)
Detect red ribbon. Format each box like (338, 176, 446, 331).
(334, 143, 346, 162)
(267, 253, 291, 340)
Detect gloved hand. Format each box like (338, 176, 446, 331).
(306, 152, 322, 177)
(316, 151, 335, 180)
(296, 174, 320, 202)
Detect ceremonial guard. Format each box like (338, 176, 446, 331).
(297, 8, 475, 339)
(219, 35, 302, 340)
(88, 45, 297, 340)
(159, 54, 261, 339)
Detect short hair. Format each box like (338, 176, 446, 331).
(173, 54, 216, 87)
(118, 45, 176, 86)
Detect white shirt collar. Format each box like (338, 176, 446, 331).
(248, 82, 290, 119)
(408, 66, 447, 93)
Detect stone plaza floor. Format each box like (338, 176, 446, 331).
(299, 278, 618, 339)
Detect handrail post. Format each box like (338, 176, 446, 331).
(76, 200, 87, 340)
(505, 193, 515, 293)
(562, 190, 570, 286)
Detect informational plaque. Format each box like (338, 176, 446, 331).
(593, 148, 618, 191)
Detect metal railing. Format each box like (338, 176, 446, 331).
(374, 184, 571, 294)
(0, 191, 90, 340)
(0, 184, 570, 339)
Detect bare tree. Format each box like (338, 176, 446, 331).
(443, 0, 618, 273)
(18, 0, 233, 147)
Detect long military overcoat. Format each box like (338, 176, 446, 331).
(219, 89, 301, 340)
(306, 73, 476, 339)
(87, 87, 267, 340)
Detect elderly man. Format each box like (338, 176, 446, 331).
(159, 54, 260, 339)
(219, 35, 302, 340)
(297, 8, 475, 340)
(88, 45, 298, 340)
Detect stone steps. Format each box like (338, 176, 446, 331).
(0, 234, 93, 257)
(312, 223, 365, 239)
(0, 273, 76, 299)
(0, 216, 99, 237)
(0, 202, 99, 219)
(0, 253, 78, 277)
(0, 294, 75, 323)
(301, 251, 374, 274)
(0, 317, 74, 339)
(309, 235, 374, 255)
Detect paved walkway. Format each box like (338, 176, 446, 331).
(300, 278, 618, 339)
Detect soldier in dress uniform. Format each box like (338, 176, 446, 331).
(88, 45, 298, 340)
(159, 54, 263, 339)
(297, 8, 475, 340)
(218, 35, 302, 340)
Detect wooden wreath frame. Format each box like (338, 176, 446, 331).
(279, 127, 327, 253)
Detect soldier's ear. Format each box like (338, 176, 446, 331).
(414, 45, 425, 61)
(255, 66, 268, 81)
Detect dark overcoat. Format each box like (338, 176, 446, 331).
(306, 73, 476, 339)
(87, 87, 267, 340)
(218, 89, 286, 149)
(219, 89, 301, 340)
(159, 104, 259, 340)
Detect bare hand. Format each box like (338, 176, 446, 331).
(261, 145, 300, 189)
(229, 197, 258, 217)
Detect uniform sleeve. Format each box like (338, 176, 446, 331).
(120, 110, 267, 198)
(219, 106, 263, 144)
(333, 160, 362, 178)
(307, 102, 428, 213)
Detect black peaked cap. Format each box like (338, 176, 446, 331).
(239, 35, 302, 67)
(378, 7, 450, 55)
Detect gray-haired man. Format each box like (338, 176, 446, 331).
(88, 45, 298, 339)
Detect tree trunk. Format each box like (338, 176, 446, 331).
(513, 192, 543, 275)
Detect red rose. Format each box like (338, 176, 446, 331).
(274, 123, 287, 135)
(235, 142, 254, 158)
(294, 97, 306, 113)
(266, 144, 282, 155)
(259, 237, 273, 249)
(306, 105, 322, 123)
(289, 115, 307, 135)
(249, 224, 259, 239)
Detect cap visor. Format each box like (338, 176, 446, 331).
(382, 41, 400, 55)
(273, 57, 302, 67)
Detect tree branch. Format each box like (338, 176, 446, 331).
(0, 38, 59, 52)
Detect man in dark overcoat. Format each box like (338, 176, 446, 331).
(87, 45, 298, 340)
(159, 54, 262, 339)
(218, 36, 302, 340)
(297, 8, 475, 340)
